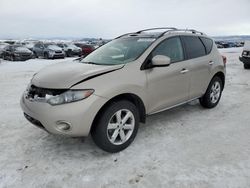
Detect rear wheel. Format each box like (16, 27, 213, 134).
(244, 64, 250, 69)
(91, 100, 139, 153)
(199, 76, 223, 108)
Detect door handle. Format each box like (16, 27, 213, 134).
(180, 69, 189, 74)
(209, 61, 214, 65)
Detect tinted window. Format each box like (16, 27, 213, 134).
(152, 37, 184, 63)
(200, 37, 213, 54)
(182, 36, 206, 59)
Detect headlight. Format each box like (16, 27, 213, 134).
(47, 89, 94, 105)
(48, 50, 54, 55)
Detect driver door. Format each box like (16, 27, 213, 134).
(145, 36, 191, 114)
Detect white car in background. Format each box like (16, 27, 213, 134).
(57, 43, 82, 57)
(239, 41, 250, 69)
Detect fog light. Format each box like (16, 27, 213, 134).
(56, 121, 71, 131)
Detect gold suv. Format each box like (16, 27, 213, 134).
(21, 28, 226, 153)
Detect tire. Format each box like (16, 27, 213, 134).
(33, 52, 38, 58)
(66, 50, 72, 57)
(10, 55, 15, 61)
(91, 100, 139, 153)
(199, 76, 223, 108)
(44, 52, 49, 59)
(244, 64, 250, 69)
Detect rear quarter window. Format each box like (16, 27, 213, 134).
(182, 36, 206, 59)
(200, 37, 213, 54)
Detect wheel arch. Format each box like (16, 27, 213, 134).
(91, 93, 146, 133)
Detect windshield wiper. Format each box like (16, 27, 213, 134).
(84, 62, 100, 65)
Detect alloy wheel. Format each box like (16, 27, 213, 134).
(210, 81, 221, 104)
(107, 109, 135, 145)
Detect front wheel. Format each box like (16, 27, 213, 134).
(44, 52, 49, 59)
(10, 55, 15, 61)
(199, 76, 223, 108)
(91, 100, 139, 153)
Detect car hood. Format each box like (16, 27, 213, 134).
(72, 47, 81, 51)
(31, 61, 124, 89)
(67, 46, 81, 51)
(15, 47, 32, 54)
(47, 45, 62, 51)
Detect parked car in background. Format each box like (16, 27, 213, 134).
(236, 42, 244, 47)
(74, 43, 95, 56)
(216, 44, 224, 48)
(228, 42, 237, 48)
(2, 45, 33, 61)
(0, 43, 9, 58)
(23, 40, 39, 51)
(3, 40, 16, 45)
(15, 41, 37, 58)
(21, 28, 226, 153)
(239, 41, 250, 69)
(33, 42, 65, 59)
(57, 43, 82, 57)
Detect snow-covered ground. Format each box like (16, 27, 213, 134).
(0, 49, 250, 188)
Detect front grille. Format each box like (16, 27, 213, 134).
(21, 54, 32, 57)
(24, 113, 45, 130)
(27, 85, 67, 99)
(55, 51, 62, 53)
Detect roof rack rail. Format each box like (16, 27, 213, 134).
(115, 28, 205, 39)
(158, 29, 205, 38)
(115, 32, 136, 39)
(168, 29, 205, 35)
(136, 27, 177, 34)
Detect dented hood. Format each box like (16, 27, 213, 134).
(32, 61, 124, 88)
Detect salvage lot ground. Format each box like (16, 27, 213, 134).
(0, 48, 250, 188)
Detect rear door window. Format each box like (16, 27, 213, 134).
(182, 36, 206, 59)
(200, 37, 213, 54)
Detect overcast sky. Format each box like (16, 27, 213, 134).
(0, 0, 250, 39)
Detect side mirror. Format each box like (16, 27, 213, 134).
(151, 55, 171, 67)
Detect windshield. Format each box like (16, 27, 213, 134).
(68, 44, 78, 48)
(57, 44, 64, 48)
(44, 43, 55, 47)
(81, 37, 155, 65)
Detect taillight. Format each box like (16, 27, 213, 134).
(222, 55, 227, 65)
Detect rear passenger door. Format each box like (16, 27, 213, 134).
(181, 36, 212, 98)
